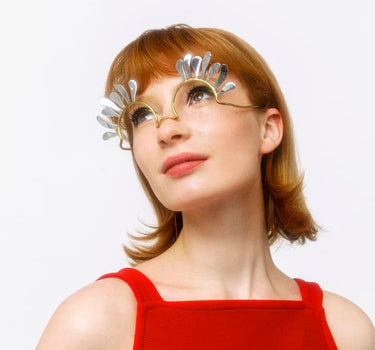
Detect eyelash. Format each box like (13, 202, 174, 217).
(129, 107, 153, 127)
(186, 85, 214, 105)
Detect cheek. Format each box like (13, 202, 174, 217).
(132, 136, 168, 204)
(132, 143, 151, 183)
(132, 128, 157, 175)
(206, 114, 263, 182)
(201, 111, 261, 155)
(133, 148, 152, 182)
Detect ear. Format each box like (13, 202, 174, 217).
(259, 108, 283, 155)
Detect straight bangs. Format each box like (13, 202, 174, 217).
(105, 25, 273, 110)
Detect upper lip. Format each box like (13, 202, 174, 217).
(162, 152, 208, 174)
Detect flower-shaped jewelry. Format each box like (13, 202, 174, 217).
(97, 51, 260, 150)
(96, 80, 138, 150)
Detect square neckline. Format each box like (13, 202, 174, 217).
(131, 267, 307, 306)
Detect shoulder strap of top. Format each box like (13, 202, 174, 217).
(98, 271, 324, 306)
(294, 278, 323, 307)
(97, 268, 163, 303)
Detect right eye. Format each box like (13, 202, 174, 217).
(186, 85, 215, 106)
(128, 107, 154, 127)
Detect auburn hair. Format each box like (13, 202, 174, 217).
(104, 24, 320, 266)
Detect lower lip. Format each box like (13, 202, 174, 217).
(165, 160, 207, 177)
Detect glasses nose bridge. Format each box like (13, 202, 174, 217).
(154, 97, 179, 128)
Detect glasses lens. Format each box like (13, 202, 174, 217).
(124, 101, 156, 128)
(173, 80, 218, 120)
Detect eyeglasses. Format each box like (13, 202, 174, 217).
(97, 51, 262, 150)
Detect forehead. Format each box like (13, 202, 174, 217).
(137, 75, 183, 101)
(136, 73, 246, 102)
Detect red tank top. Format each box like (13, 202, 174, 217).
(98, 268, 338, 349)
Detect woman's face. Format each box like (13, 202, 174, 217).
(131, 75, 274, 212)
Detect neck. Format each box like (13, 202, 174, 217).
(160, 180, 287, 300)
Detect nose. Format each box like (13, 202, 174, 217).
(156, 115, 191, 147)
(156, 114, 178, 128)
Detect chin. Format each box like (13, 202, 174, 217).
(151, 166, 261, 212)
(159, 186, 241, 213)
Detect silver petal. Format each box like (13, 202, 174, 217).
(128, 80, 137, 102)
(176, 59, 187, 80)
(200, 51, 211, 79)
(183, 54, 192, 79)
(96, 115, 117, 129)
(217, 82, 236, 95)
(206, 62, 220, 81)
(191, 56, 202, 78)
(214, 64, 228, 89)
(101, 106, 120, 117)
(114, 84, 130, 104)
(100, 97, 121, 112)
(109, 92, 125, 108)
(102, 131, 118, 140)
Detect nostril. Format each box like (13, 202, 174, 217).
(156, 116, 189, 147)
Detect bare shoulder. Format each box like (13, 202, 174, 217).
(322, 290, 375, 350)
(36, 278, 137, 350)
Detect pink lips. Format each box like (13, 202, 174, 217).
(162, 152, 208, 177)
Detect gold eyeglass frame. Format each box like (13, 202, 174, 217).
(117, 78, 261, 150)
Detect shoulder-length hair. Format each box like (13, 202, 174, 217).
(104, 24, 319, 266)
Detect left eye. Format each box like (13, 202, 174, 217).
(187, 86, 214, 105)
(128, 106, 154, 127)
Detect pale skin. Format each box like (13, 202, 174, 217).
(37, 76, 375, 349)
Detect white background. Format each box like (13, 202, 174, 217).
(0, 0, 374, 348)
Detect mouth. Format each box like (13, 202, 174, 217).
(162, 152, 208, 177)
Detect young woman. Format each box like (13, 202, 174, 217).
(37, 25, 375, 349)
